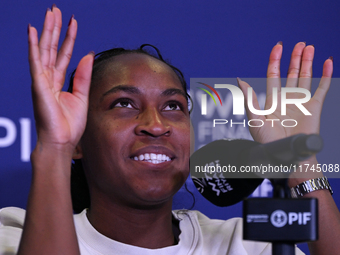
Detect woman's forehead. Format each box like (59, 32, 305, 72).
(90, 53, 184, 94)
(103, 53, 178, 77)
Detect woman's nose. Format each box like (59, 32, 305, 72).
(134, 107, 171, 137)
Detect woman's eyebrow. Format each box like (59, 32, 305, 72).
(161, 88, 187, 99)
(101, 85, 141, 100)
(101, 86, 186, 101)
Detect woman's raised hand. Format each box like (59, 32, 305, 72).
(28, 6, 94, 151)
(19, 8, 93, 254)
(238, 42, 333, 145)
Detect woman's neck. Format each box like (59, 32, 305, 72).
(87, 196, 177, 249)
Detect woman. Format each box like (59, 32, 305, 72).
(1, 6, 340, 254)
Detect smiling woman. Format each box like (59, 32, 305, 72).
(70, 51, 191, 250)
(1, 5, 340, 255)
(69, 46, 191, 214)
(76, 51, 190, 205)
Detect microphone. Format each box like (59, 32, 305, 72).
(190, 134, 323, 207)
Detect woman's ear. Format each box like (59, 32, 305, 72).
(72, 143, 83, 159)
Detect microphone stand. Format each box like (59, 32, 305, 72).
(270, 178, 298, 255)
(243, 177, 318, 255)
(243, 134, 321, 255)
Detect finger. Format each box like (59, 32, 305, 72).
(286, 42, 306, 87)
(49, 6, 62, 67)
(297, 45, 314, 90)
(29, 25, 55, 116)
(313, 58, 333, 104)
(237, 78, 266, 122)
(28, 25, 44, 83)
(54, 16, 77, 90)
(72, 53, 95, 105)
(266, 42, 283, 98)
(39, 9, 55, 69)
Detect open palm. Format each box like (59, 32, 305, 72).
(28, 7, 93, 150)
(238, 42, 333, 144)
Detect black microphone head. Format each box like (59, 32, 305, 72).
(293, 134, 323, 157)
(192, 177, 263, 207)
(190, 139, 264, 207)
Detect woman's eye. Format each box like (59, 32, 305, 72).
(164, 102, 181, 111)
(111, 100, 133, 109)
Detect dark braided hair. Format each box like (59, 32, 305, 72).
(68, 44, 193, 213)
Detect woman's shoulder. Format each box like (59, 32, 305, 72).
(172, 209, 304, 255)
(172, 209, 264, 254)
(173, 209, 244, 240)
(0, 207, 26, 227)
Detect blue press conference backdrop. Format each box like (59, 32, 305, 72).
(1, 1, 340, 254)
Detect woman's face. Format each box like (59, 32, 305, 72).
(79, 53, 190, 208)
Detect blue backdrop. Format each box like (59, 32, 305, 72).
(1, 1, 340, 254)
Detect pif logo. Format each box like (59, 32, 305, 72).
(270, 210, 312, 228)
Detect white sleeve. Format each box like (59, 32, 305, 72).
(0, 207, 25, 255)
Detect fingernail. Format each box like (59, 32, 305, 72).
(300, 42, 306, 45)
(236, 77, 242, 85)
(27, 23, 31, 35)
(89, 51, 95, 56)
(310, 44, 315, 48)
(51, 3, 56, 10)
(68, 14, 75, 26)
(276, 41, 283, 45)
(46, 7, 51, 16)
(329, 56, 333, 62)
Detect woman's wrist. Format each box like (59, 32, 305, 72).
(31, 140, 75, 177)
(288, 155, 324, 188)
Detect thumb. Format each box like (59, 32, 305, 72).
(72, 52, 95, 104)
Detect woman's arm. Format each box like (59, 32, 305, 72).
(18, 6, 93, 255)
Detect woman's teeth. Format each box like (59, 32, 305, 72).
(133, 153, 171, 164)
